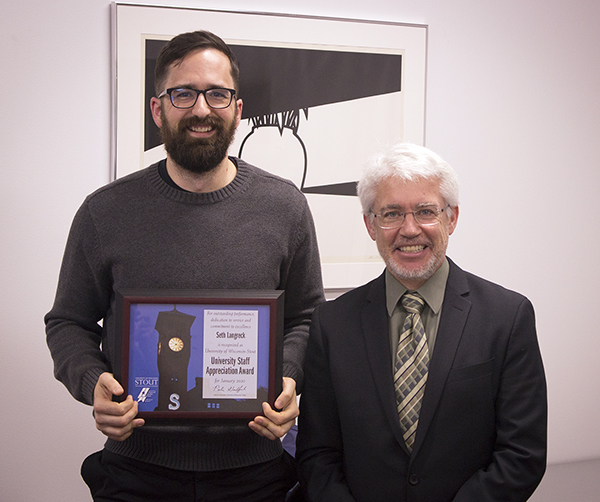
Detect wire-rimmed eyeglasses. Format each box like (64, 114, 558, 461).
(158, 87, 237, 109)
(371, 204, 450, 229)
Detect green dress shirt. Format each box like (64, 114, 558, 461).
(386, 259, 450, 370)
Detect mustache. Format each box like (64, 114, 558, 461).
(393, 238, 432, 248)
(178, 115, 223, 130)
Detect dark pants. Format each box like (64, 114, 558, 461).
(81, 449, 297, 502)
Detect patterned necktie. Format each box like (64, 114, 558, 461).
(394, 292, 430, 452)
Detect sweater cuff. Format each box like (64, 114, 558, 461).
(82, 367, 106, 405)
(283, 363, 303, 395)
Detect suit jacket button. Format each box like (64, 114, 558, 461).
(409, 474, 420, 486)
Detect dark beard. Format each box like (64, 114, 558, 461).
(160, 113, 237, 175)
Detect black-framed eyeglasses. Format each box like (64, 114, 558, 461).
(371, 204, 450, 229)
(158, 87, 237, 109)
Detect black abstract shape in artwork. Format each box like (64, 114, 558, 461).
(144, 40, 402, 197)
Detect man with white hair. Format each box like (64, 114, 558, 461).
(297, 143, 547, 501)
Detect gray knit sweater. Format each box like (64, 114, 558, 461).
(45, 158, 324, 471)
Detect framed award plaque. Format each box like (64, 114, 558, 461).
(114, 289, 284, 423)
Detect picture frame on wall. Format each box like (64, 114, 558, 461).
(111, 2, 428, 289)
(114, 289, 284, 423)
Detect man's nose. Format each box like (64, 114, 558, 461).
(191, 92, 212, 117)
(398, 213, 422, 237)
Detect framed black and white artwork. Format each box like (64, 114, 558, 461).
(111, 2, 427, 288)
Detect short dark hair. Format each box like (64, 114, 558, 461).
(154, 30, 240, 96)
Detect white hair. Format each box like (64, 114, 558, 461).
(357, 143, 460, 216)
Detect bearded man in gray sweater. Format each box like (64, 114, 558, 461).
(45, 30, 324, 502)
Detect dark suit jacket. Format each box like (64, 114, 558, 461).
(297, 259, 547, 502)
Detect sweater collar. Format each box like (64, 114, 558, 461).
(148, 157, 251, 204)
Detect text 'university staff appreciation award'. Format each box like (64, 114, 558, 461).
(203, 309, 259, 400)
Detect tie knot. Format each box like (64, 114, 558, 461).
(401, 292, 425, 314)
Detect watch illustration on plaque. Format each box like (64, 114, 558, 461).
(168, 337, 184, 352)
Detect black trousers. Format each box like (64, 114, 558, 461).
(81, 449, 297, 502)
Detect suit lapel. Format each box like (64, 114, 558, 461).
(411, 259, 472, 456)
(361, 273, 409, 450)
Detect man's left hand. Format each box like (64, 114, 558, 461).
(248, 377, 298, 440)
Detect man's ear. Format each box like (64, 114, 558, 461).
(363, 214, 377, 241)
(447, 205, 459, 235)
(234, 98, 243, 129)
(150, 97, 163, 129)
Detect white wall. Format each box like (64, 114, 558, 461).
(1, 0, 598, 500)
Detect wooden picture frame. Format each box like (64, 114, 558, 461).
(114, 289, 284, 423)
